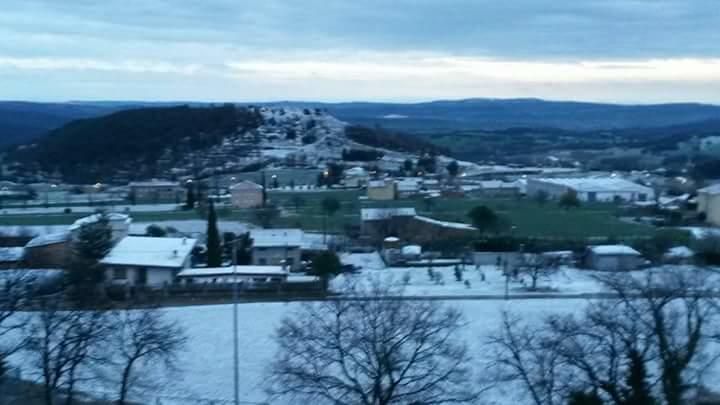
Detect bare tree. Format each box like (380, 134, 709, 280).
(266, 283, 477, 405)
(110, 308, 187, 405)
(514, 254, 558, 291)
(487, 269, 720, 405)
(0, 272, 31, 380)
(25, 299, 111, 405)
(487, 312, 567, 405)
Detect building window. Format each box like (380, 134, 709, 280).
(258, 258, 267, 265)
(113, 268, 127, 280)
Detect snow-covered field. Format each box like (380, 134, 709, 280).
(10, 284, 720, 403)
(144, 299, 584, 404)
(338, 252, 720, 297)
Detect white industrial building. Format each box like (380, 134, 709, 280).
(526, 177, 653, 202)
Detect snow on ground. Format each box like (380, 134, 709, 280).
(681, 226, 720, 239)
(146, 299, 585, 404)
(335, 253, 720, 297)
(340, 251, 386, 270)
(333, 264, 605, 296)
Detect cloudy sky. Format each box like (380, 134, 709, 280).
(2, 0, 719, 103)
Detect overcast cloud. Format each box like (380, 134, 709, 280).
(1, 0, 719, 103)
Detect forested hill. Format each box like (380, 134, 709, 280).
(11, 105, 263, 183)
(0, 102, 124, 147)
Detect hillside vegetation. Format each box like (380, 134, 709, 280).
(0, 102, 123, 147)
(12, 105, 263, 183)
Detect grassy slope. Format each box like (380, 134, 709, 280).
(0, 190, 651, 239)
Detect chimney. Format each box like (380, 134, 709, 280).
(173, 249, 178, 257)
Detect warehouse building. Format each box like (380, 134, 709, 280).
(527, 177, 653, 202)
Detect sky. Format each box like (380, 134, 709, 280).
(1, 0, 719, 103)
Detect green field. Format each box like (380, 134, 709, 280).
(0, 189, 653, 239)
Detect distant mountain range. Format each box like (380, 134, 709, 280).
(2, 98, 720, 149)
(288, 98, 720, 132)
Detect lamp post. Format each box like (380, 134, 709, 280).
(232, 241, 240, 405)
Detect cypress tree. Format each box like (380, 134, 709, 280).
(185, 184, 196, 209)
(206, 199, 222, 267)
(621, 349, 655, 405)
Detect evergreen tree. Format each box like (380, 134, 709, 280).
(559, 190, 581, 210)
(403, 159, 414, 173)
(261, 171, 267, 207)
(233, 232, 253, 265)
(621, 349, 655, 405)
(567, 390, 604, 405)
(468, 205, 501, 234)
(66, 214, 113, 304)
(311, 251, 342, 291)
(184, 183, 196, 209)
(446, 160, 460, 177)
(321, 197, 341, 243)
(205, 200, 222, 267)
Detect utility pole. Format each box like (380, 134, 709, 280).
(232, 242, 240, 405)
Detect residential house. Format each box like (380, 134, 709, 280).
(129, 180, 182, 203)
(360, 207, 476, 244)
(229, 180, 264, 208)
(367, 179, 396, 200)
(697, 183, 720, 226)
(396, 178, 422, 198)
(343, 167, 369, 188)
(23, 213, 131, 268)
(101, 236, 197, 287)
(24, 232, 70, 268)
(68, 212, 131, 243)
(177, 265, 287, 284)
(527, 177, 653, 202)
(249, 229, 303, 271)
(0, 247, 24, 269)
(663, 246, 694, 265)
(584, 245, 643, 271)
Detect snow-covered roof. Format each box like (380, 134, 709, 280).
(588, 245, 641, 256)
(250, 229, 304, 247)
(0, 247, 24, 262)
(68, 213, 132, 231)
(698, 183, 720, 195)
(413, 215, 476, 231)
(229, 180, 263, 190)
(101, 236, 197, 268)
(361, 207, 416, 221)
(665, 246, 694, 258)
(397, 179, 421, 192)
(533, 177, 653, 194)
(129, 180, 179, 187)
(26, 232, 69, 248)
(479, 180, 519, 189)
(368, 179, 392, 188)
(401, 245, 422, 256)
(178, 266, 287, 277)
(345, 167, 368, 177)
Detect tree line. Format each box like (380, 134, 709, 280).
(266, 270, 720, 405)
